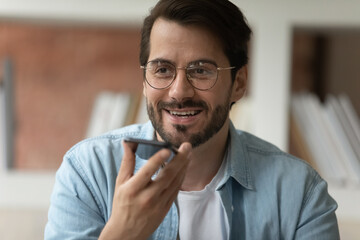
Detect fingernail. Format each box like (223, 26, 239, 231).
(160, 149, 171, 158)
(180, 142, 192, 153)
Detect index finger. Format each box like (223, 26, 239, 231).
(127, 148, 172, 190)
(152, 142, 192, 186)
(116, 141, 137, 184)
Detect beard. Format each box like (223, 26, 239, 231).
(147, 95, 231, 149)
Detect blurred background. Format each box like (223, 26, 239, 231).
(0, 0, 359, 239)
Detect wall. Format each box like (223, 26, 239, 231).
(0, 22, 142, 169)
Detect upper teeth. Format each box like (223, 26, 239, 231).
(169, 111, 197, 116)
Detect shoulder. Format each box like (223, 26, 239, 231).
(67, 123, 150, 157)
(232, 129, 334, 206)
(57, 122, 154, 192)
(236, 129, 314, 174)
(231, 129, 321, 193)
(229, 130, 339, 239)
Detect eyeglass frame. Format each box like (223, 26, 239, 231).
(140, 59, 236, 91)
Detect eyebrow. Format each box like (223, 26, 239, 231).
(149, 58, 218, 67)
(149, 58, 175, 65)
(188, 59, 218, 66)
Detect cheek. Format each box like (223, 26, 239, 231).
(207, 87, 229, 105)
(144, 87, 165, 106)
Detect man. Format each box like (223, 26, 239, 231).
(45, 0, 340, 239)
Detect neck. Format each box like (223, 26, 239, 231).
(180, 120, 230, 191)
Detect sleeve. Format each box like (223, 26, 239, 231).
(294, 173, 340, 240)
(44, 153, 106, 240)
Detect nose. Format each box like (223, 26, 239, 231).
(168, 68, 195, 102)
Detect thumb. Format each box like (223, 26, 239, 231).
(117, 140, 137, 184)
(178, 142, 192, 158)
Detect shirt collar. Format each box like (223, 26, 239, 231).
(144, 120, 254, 190)
(218, 121, 254, 190)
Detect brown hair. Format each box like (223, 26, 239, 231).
(140, 0, 252, 81)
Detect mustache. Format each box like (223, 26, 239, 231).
(158, 99, 209, 110)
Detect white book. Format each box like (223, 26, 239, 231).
(291, 93, 347, 185)
(306, 94, 348, 185)
(328, 95, 360, 165)
(86, 92, 113, 138)
(324, 95, 360, 186)
(338, 94, 360, 152)
(107, 93, 131, 131)
(134, 95, 149, 124)
(124, 94, 142, 126)
(294, 94, 336, 182)
(291, 95, 331, 181)
(86, 92, 132, 138)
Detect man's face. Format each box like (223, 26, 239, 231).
(144, 18, 238, 148)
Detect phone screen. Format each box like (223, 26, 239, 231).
(124, 137, 178, 160)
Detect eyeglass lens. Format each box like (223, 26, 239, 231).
(144, 60, 218, 90)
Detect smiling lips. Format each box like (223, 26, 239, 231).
(158, 99, 207, 122)
(168, 110, 201, 117)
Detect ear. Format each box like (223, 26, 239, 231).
(143, 81, 147, 97)
(230, 65, 247, 103)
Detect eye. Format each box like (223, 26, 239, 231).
(187, 62, 216, 79)
(149, 61, 175, 78)
(194, 68, 206, 74)
(155, 66, 171, 74)
(189, 67, 211, 76)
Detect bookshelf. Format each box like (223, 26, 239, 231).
(288, 25, 360, 238)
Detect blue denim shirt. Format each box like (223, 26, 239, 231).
(45, 121, 339, 239)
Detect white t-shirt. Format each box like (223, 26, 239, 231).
(176, 157, 229, 240)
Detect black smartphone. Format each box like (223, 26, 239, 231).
(123, 137, 178, 160)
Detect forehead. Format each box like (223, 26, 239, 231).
(148, 18, 228, 64)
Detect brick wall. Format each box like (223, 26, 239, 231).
(0, 22, 142, 169)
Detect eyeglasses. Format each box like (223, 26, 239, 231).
(141, 60, 235, 91)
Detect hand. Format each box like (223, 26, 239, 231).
(99, 140, 192, 240)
